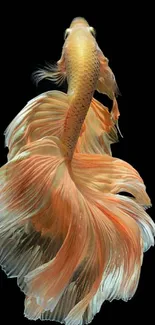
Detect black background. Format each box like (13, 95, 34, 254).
(0, 4, 154, 324)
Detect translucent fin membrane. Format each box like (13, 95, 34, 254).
(32, 61, 66, 87)
(4, 91, 120, 161)
(0, 136, 154, 324)
(4, 91, 68, 160)
(96, 48, 120, 100)
(0, 225, 63, 292)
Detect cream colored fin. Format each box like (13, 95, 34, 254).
(0, 137, 154, 324)
(4, 91, 68, 160)
(0, 137, 65, 293)
(97, 48, 120, 100)
(4, 90, 120, 160)
(32, 51, 66, 86)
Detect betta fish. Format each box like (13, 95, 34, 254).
(0, 17, 154, 325)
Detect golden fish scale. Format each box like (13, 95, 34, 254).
(63, 41, 100, 157)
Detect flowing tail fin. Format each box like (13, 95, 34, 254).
(4, 91, 120, 160)
(0, 136, 154, 324)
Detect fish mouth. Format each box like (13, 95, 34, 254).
(70, 17, 89, 28)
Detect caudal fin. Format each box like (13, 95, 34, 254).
(0, 136, 154, 324)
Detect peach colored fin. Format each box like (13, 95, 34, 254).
(96, 48, 120, 100)
(0, 138, 154, 324)
(0, 136, 66, 292)
(111, 97, 123, 138)
(4, 91, 68, 160)
(4, 91, 119, 159)
(25, 283, 78, 323)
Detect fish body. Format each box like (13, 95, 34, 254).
(0, 17, 154, 325)
(33, 17, 119, 157)
(5, 17, 120, 161)
(62, 19, 100, 156)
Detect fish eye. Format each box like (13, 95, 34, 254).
(64, 28, 71, 39)
(89, 27, 96, 37)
